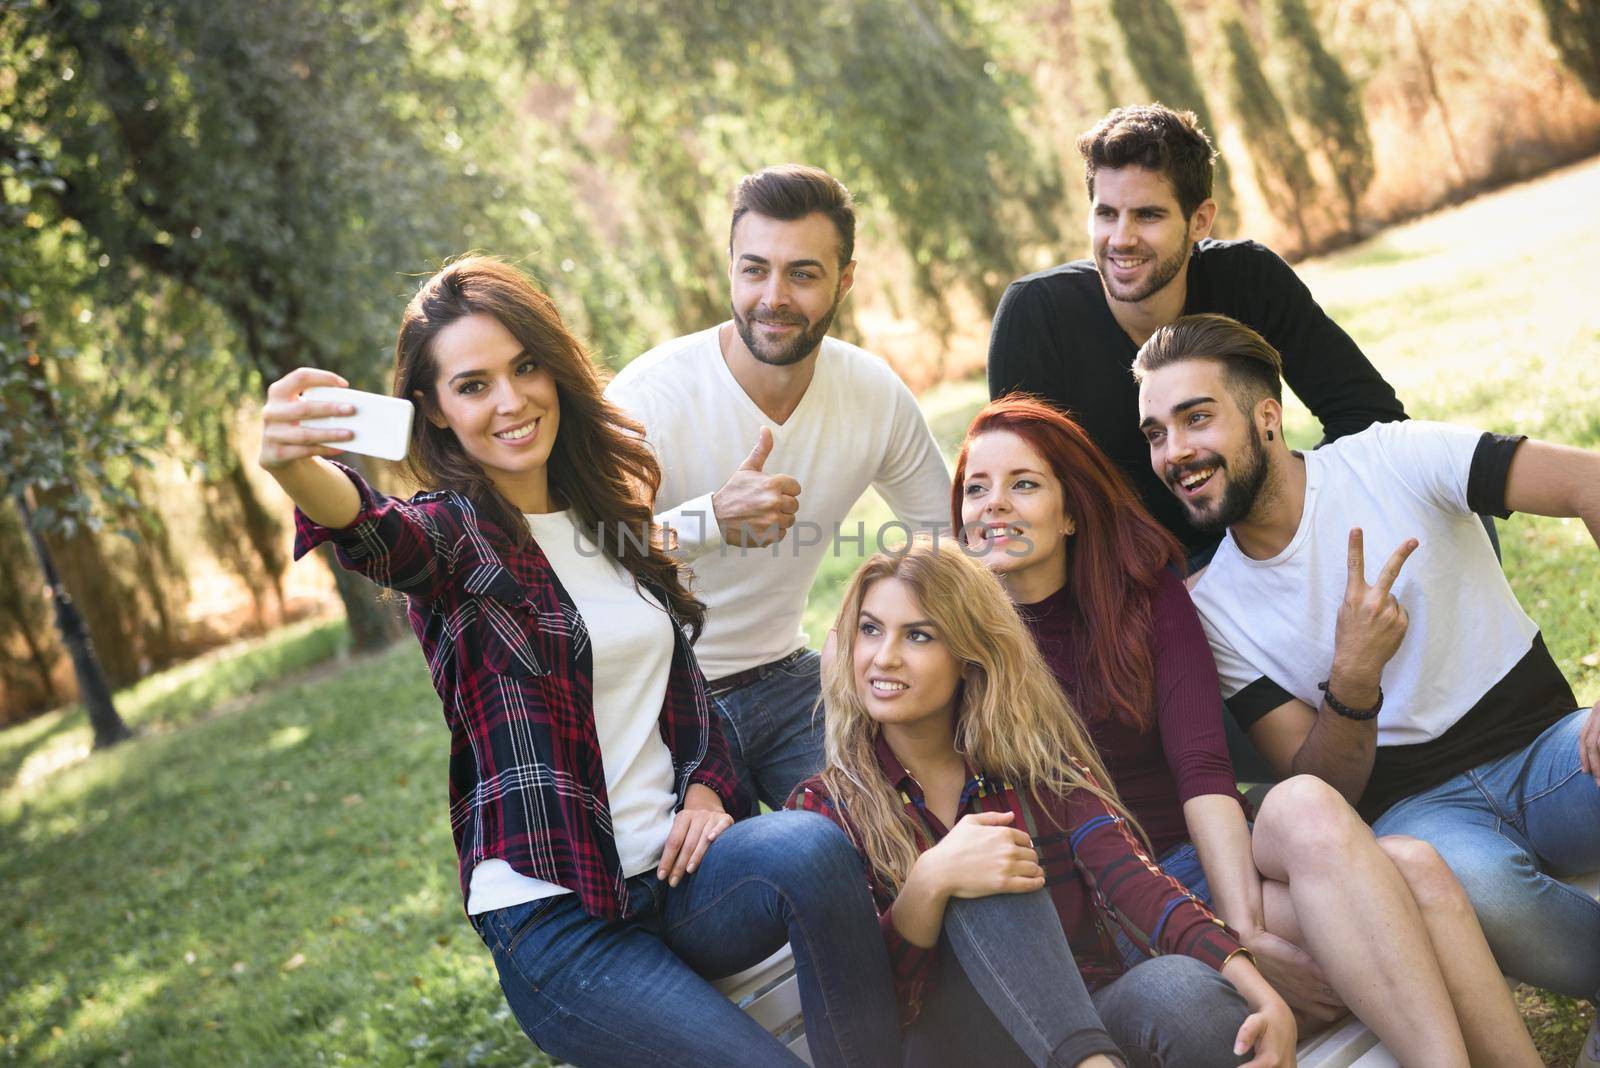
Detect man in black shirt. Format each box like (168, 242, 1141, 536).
(987, 103, 1406, 557)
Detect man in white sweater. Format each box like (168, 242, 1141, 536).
(607, 164, 951, 812)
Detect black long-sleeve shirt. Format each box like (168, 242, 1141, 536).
(987, 238, 1407, 554)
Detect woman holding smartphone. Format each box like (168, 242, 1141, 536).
(952, 395, 1540, 1067)
(257, 256, 900, 1068)
(790, 537, 1297, 1068)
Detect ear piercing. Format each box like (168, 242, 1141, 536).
(1266, 429, 1275, 441)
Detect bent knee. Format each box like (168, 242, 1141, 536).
(1257, 774, 1365, 859)
(1378, 835, 1474, 914)
(1129, 956, 1245, 1015)
(740, 810, 862, 887)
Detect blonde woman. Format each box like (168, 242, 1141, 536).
(788, 538, 1293, 1068)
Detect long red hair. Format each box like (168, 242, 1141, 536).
(951, 395, 1184, 731)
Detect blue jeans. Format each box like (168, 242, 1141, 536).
(1372, 708, 1600, 1001)
(710, 649, 826, 811)
(906, 891, 1246, 1068)
(471, 810, 901, 1067)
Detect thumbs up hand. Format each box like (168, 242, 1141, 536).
(713, 427, 802, 547)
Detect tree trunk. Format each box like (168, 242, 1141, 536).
(14, 489, 129, 747)
(0, 506, 59, 710)
(225, 456, 287, 622)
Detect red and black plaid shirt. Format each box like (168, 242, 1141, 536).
(786, 736, 1246, 1024)
(294, 463, 738, 920)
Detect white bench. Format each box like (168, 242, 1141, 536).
(714, 947, 813, 1064)
(721, 869, 1600, 1067)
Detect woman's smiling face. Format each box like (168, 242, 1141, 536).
(959, 430, 1071, 595)
(425, 312, 561, 511)
(851, 577, 965, 730)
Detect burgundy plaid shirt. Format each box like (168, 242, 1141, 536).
(786, 736, 1246, 1024)
(294, 462, 738, 920)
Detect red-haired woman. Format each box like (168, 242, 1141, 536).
(953, 395, 1540, 1067)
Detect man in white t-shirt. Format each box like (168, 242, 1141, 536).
(1133, 312, 1600, 1023)
(606, 164, 950, 812)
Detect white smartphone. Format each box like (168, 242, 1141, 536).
(301, 386, 415, 462)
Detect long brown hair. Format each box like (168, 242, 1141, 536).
(817, 537, 1142, 895)
(393, 255, 704, 636)
(951, 395, 1183, 730)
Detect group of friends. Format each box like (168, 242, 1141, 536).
(257, 104, 1600, 1067)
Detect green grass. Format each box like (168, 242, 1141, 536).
(0, 628, 530, 1067)
(5, 158, 1600, 1066)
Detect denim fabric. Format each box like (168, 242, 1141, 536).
(903, 891, 1122, 1068)
(711, 649, 826, 811)
(1114, 839, 1213, 968)
(1090, 955, 1250, 1068)
(472, 810, 901, 1068)
(1373, 707, 1600, 1000)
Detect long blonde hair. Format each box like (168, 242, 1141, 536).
(818, 536, 1144, 895)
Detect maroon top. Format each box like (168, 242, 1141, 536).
(787, 736, 1246, 1024)
(1019, 567, 1244, 857)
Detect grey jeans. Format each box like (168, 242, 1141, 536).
(905, 890, 1249, 1068)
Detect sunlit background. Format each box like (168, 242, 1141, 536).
(3, 1, 1598, 1063)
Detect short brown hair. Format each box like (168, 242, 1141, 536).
(1077, 104, 1217, 218)
(729, 164, 856, 267)
(1133, 313, 1284, 413)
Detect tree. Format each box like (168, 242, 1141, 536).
(1104, 0, 1236, 229)
(6, 0, 507, 650)
(12, 488, 130, 748)
(1268, 0, 1375, 231)
(1221, 13, 1318, 249)
(0, 135, 139, 743)
(509, 0, 1064, 341)
(1538, 0, 1600, 100)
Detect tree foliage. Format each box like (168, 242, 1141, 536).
(1539, 0, 1600, 100)
(1221, 13, 1317, 249)
(1103, 0, 1236, 228)
(509, 0, 1063, 339)
(1268, 0, 1374, 228)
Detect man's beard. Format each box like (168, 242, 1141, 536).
(1170, 423, 1271, 533)
(1097, 239, 1190, 304)
(733, 288, 841, 367)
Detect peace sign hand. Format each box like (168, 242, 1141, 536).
(1329, 528, 1418, 704)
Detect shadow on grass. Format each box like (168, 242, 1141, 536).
(0, 620, 350, 799)
(0, 640, 542, 1067)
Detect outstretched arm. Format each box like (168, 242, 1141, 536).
(1502, 439, 1600, 783)
(1502, 439, 1600, 548)
(1252, 245, 1406, 444)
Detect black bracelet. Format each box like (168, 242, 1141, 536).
(1317, 680, 1382, 720)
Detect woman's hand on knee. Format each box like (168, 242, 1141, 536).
(926, 812, 1045, 899)
(658, 784, 734, 887)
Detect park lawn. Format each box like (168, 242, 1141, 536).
(3, 158, 1599, 1065)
